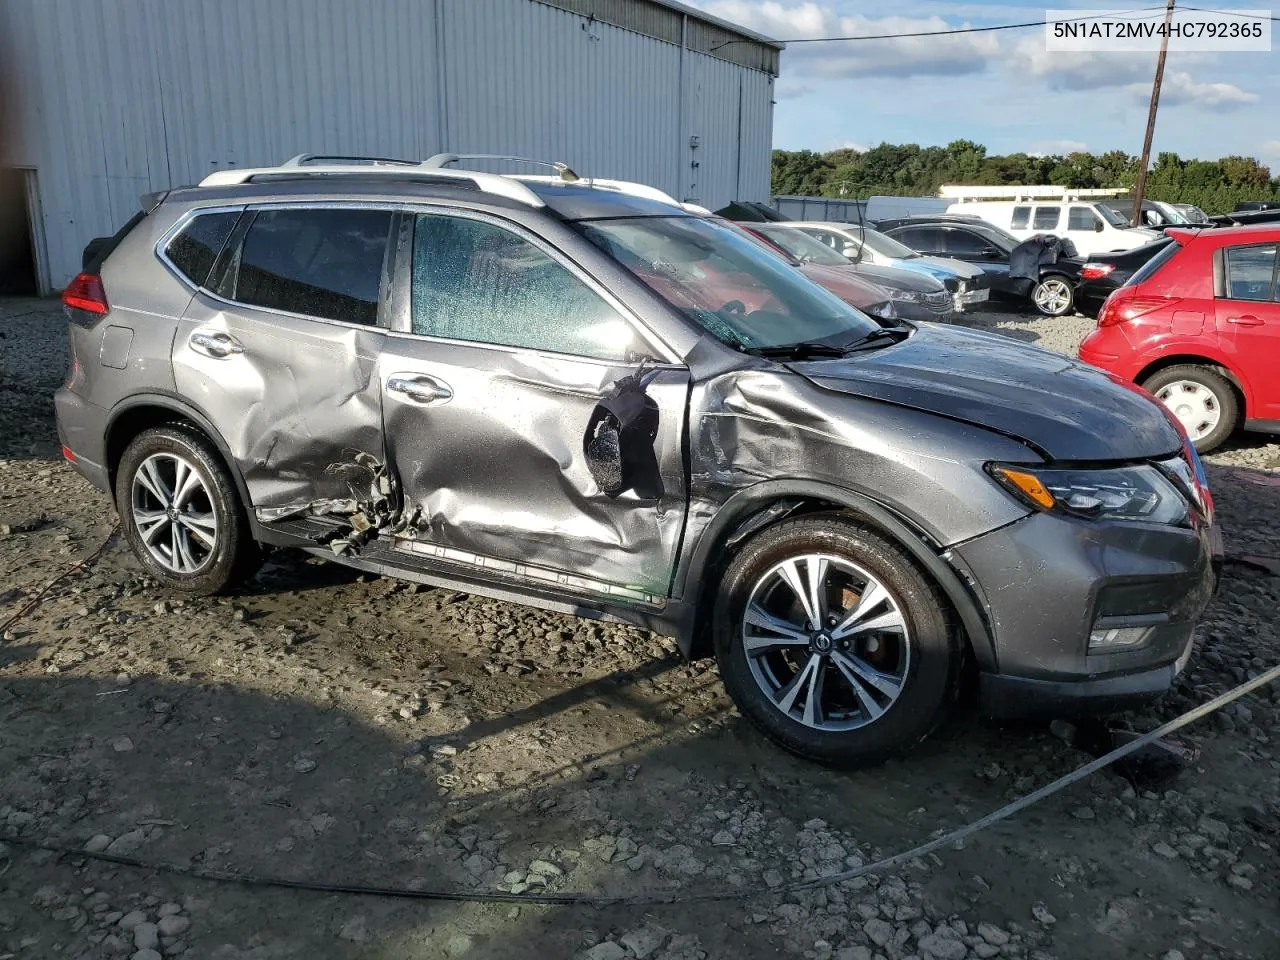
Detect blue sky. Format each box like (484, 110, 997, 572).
(690, 1, 1280, 166)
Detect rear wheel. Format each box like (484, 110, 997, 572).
(1031, 275, 1074, 316)
(115, 424, 260, 594)
(1141, 364, 1239, 453)
(713, 514, 961, 767)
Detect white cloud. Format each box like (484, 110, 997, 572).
(1131, 71, 1259, 110)
(697, 1, 1001, 78)
(1008, 35, 1255, 110)
(1261, 140, 1280, 162)
(1028, 139, 1089, 157)
(1010, 35, 1153, 90)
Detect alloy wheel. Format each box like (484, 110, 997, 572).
(130, 453, 218, 574)
(1154, 379, 1222, 442)
(1033, 278, 1072, 315)
(741, 554, 911, 732)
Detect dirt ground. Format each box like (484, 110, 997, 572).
(1, 297, 1277, 960)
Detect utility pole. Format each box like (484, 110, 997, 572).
(1132, 0, 1176, 225)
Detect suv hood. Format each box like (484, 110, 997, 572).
(792, 323, 1181, 461)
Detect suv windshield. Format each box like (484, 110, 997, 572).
(751, 224, 852, 267)
(1096, 204, 1132, 229)
(579, 216, 882, 351)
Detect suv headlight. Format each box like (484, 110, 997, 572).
(891, 290, 924, 303)
(867, 300, 896, 319)
(987, 463, 1190, 526)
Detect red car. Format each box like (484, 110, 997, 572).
(1079, 225, 1280, 452)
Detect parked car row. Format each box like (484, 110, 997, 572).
(56, 155, 1223, 768)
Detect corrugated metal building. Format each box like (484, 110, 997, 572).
(0, 0, 781, 293)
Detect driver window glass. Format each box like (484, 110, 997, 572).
(1032, 206, 1061, 230)
(1068, 206, 1101, 231)
(1223, 244, 1278, 302)
(410, 214, 644, 362)
(1010, 206, 1031, 229)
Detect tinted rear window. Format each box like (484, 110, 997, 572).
(165, 211, 240, 288)
(1125, 239, 1181, 287)
(230, 208, 393, 324)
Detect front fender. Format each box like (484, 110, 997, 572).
(673, 478, 999, 670)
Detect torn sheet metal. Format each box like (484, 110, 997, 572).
(376, 338, 690, 599)
(172, 297, 389, 552)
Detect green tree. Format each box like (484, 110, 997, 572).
(770, 143, 1280, 214)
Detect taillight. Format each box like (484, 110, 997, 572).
(62, 272, 109, 315)
(1080, 263, 1115, 280)
(1097, 294, 1176, 328)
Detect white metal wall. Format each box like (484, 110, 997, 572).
(0, 0, 775, 291)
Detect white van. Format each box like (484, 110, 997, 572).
(939, 186, 1162, 256)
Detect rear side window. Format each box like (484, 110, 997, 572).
(410, 214, 642, 362)
(1068, 206, 1101, 231)
(1125, 240, 1181, 287)
(1032, 206, 1061, 230)
(1223, 244, 1279, 301)
(230, 208, 393, 325)
(165, 211, 239, 288)
(1010, 206, 1031, 229)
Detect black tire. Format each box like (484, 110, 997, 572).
(115, 423, 260, 594)
(713, 513, 961, 767)
(1141, 364, 1239, 454)
(1031, 274, 1074, 316)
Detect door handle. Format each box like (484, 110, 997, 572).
(1227, 314, 1264, 326)
(189, 330, 244, 358)
(387, 374, 453, 405)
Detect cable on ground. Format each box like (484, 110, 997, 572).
(0, 525, 120, 637)
(2, 661, 1276, 908)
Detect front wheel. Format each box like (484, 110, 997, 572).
(1031, 275, 1074, 316)
(713, 514, 961, 767)
(1141, 364, 1239, 453)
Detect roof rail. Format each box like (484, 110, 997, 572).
(198, 160, 546, 208)
(282, 153, 420, 167)
(424, 153, 580, 181)
(513, 174, 682, 208)
(939, 184, 1129, 201)
(197, 153, 689, 212)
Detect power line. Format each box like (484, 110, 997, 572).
(712, 5, 1280, 51)
(713, 7, 1169, 49)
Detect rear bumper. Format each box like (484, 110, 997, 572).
(949, 510, 1222, 719)
(54, 388, 112, 493)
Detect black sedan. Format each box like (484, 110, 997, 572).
(1073, 237, 1174, 318)
(874, 215, 1083, 316)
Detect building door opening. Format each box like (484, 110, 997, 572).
(0, 167, 38, 295)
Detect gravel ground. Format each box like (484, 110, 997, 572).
(1, 297, 1277, 960)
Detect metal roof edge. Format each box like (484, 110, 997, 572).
(650, 0, 785, 48)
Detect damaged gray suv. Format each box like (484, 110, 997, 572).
(55, 154, 1222, 766)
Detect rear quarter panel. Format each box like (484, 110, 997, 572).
(81, 205, 197, 411)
